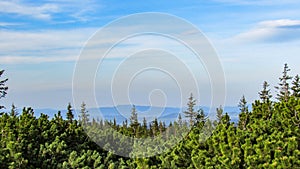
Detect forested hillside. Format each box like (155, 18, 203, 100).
(0, 64, 300, 168)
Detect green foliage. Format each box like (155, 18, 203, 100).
(79, 102, 89, 125)
(0, 64, 300, 168)
(292, 75, 300, 98)
(238, 95, 249, 130)
(259, 81, 272, 102)
(0, 70, 8, 110)
(184, 93, 201, 126)
(216, 105, 223, 123)
(275, 63, 292, 102)
(129, 105, 139, 135)
(66, 103, 74, 122)
(1, 95, 300, 168)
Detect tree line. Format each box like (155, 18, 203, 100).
(0, 64, 299, 168)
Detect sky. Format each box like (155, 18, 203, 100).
(1, 0, 300, 110)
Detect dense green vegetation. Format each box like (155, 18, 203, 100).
(0, 64, 300, 168)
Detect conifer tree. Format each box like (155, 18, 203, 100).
(142, 117, 148, 136)
(66, 103, 74, 122)
(159, 121, 165, 134)
(275, 63, 292, 102)
(142, 117, 147, 129)
(216, 105, 223, 123)
(129, 105, 139, 136)
(1, 64, 300, 168)
(79, 102, 89, 125)
(195, 108, 206, 124)
(178, 113, 183, 127)
(123, 119, 128, 128)
(0, 70, 8, 109)
(259, 81, 272, 102)
(238, 95, 249, 130)
(10, 104, 18, 116)
(151, 118, 159, 136)
(183, 93, 199, 126)
(113, 117, 117, 129)
(238, 95, 248, 113)
(291, 75, 300, 98)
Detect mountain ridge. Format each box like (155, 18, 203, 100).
(12, 105, 246, 124)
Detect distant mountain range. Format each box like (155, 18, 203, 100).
(22, 105, 245, 124)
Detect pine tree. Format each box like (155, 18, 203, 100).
(178, 113, 183, 127)
(0, 70, 8, 110)
(291, 74, 300, 98)
(113, 117, 117, 129)
(275, 63, 292, 102)
(151, 118, 159, 136)
(142, 117, 148, 136)
(129, 105, 139, 136)
(142, 117, 147, 129)
(238, 95, 248, 113)
(79, 102, 89, 125)
(66, 103, 74, 122)
(183, 93, 199, 126)
(216, 105, 223, 123)
(259, 81, 272, 102)
(238, 95, 249, 130)
(10, 104, 18, 116)
(159, 121, 164, 134)
(195, 109, 206, 124)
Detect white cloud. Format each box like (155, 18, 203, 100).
(0, 0, 100, 21)
(234, 19, 300, 43)
(259, 19, 300, 28)
(213, 0, 299, 5)
(0, 19, 221, 65)
(0, 28, 95, 51)
(0, 22, 23, 27)
(1, 55, 76, 64)
(0, 0, 59, 20)
(44, 0, 101, 22)
(0, 28, 97, 64)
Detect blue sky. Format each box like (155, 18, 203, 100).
(1, 0, 300, 109)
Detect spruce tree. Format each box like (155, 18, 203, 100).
(195, 108, 206, 124)
(0, 70, 8, 109)
(66, 103, 74, 122)
(291, 75, 300, 98)
(183, 93, 199, 126)
(238, 95, 248, 113)
(151, 118, 159, 136)
(216, 105, 223, 123)
(159, 121, 164, 134)
(142, 117, 148, 136)
(275, 63, 292, 102)
(178, 113, 183, 127)
(129, 105, 139, 136)
(10, 104, 18, 116)
(113, 117, 117, 129)
(142, 117, 147, 129)
(259, 81, 272, 102)
(79, 102, 89, 125)
(238, 95, 249, 130)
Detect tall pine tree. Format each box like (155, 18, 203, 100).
(10, 104, 18, 117)
(275, 63, 292, 102)
(0, 70, 8, 110)
(238, 95, 249, 130)
(216, 105, 223, 123)
(291, 75, 300, 98)
(259, 81, 272, 102)
(129, 105, 139, 136)
(66, 103, 74, 122)
(79, 102, 89, 125)
(183, 93, 199, 126)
